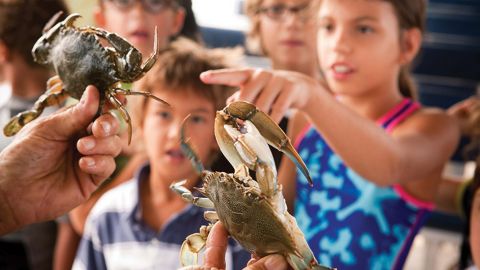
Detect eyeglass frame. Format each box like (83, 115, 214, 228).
(256, 2, 315, 22)
(101, 0, 179, 14)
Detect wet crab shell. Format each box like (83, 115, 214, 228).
(198, 171, 299, 258)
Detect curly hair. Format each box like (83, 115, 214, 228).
(0, 0, 69, 66)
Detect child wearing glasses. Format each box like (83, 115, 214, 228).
(242, 0, 321, 168)
(72, 38, 250, 270)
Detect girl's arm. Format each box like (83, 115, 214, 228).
(201, 68, 460, 188)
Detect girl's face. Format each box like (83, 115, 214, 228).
(258, 0, 318, 71)
(95, 0, 185, 57)
(471, 189, 480, 267)
(316, 0, 406, 97)
(142, 89, 217, 183)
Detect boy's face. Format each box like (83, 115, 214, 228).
(95, 0, 185, 57)
(142, 88, 218, 182)
(471, 188, 480, 267)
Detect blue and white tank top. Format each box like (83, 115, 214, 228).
(294, 98, 433, 270)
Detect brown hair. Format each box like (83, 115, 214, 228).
(382, 0, 426, 99)
(135, 37, 243, 126)
(0, 0, 69, 66)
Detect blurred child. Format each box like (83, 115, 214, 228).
(244, 0, 320, 79)
(0, 1, 69, 269)
(242, 0, 321, 168)
(72, 38, 249, 270)
(199, 0, 460, 269)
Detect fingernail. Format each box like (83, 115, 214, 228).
(264, 255, 285, 269)
(83, 157, 96, 167)
(82, 138, 95, 151)
(100, 121, 111, 134)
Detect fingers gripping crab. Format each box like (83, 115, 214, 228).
(170, 101, 333, 270)
(3, 12, 168, 143)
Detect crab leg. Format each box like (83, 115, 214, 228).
(179, 116, 206, 173)
(170, 180, 215, 209)
(223, 101, 313, 186)
(3, 81, 67, 136)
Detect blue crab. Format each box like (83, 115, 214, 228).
(170, 101, 333, 270)
(3, 12, 168, 143)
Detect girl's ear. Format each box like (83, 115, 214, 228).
(399, 28, 422, 65)
(171, 8, 186, 36)
(0, 41, 11, 63)
(93, 6, 106, 27)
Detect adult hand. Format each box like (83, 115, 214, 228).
(200, 68, 324, 123)
(179, 222, 289, 270)
(0, 86, 122, 235)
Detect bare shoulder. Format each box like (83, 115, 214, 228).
(395, 106, 459, 136)
(287, 110, 310, 142)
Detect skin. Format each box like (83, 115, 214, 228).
(256, 0, 319, 78)
(0, 86, 122, 235)
(139, 88, 218, 231)
(94, 1, 185, 57)
(198, 0, 460, 266)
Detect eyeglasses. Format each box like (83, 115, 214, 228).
(257, 3, 313, 22)
(103, 0, 177, 14)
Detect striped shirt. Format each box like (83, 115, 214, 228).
(73, 164, 250, 270)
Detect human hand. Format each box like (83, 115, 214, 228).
(447, 96, 480, 136)
(200, 68, 324, 123)
(179, 222, 289, 270)
(0, 86, 122, 235)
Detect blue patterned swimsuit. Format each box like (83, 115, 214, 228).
(294, 99, 434, 270)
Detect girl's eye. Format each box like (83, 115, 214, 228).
(357, 25, 374, 34)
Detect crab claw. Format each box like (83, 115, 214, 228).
(180, 115, 205, 173)
(223, 101, 313, 186)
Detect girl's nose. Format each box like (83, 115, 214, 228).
(331, 27, 353, 54)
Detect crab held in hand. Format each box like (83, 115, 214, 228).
(3, 12, 168, 144)
(170, 101, 334, 270)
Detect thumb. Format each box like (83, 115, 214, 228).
(45, 86, 100, 139)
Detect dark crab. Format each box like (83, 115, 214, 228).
(3, 12, 168, 143)
(171, 101, 334, 270)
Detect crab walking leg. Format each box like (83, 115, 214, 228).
(108, 93, 132, 144)
(223, 101, 313, 186)
(46, 75, 62, 89)
(170, 180, 215, 208)
(112, 88, 169, 106)
(180, 224, 214, 266)
(3, 82, 67, 136)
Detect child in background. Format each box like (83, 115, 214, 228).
(73, 38, 249, 270)
(242, 0, 321, 168)
(199, 0, 460, 269)
(0, 1, 69, 269)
